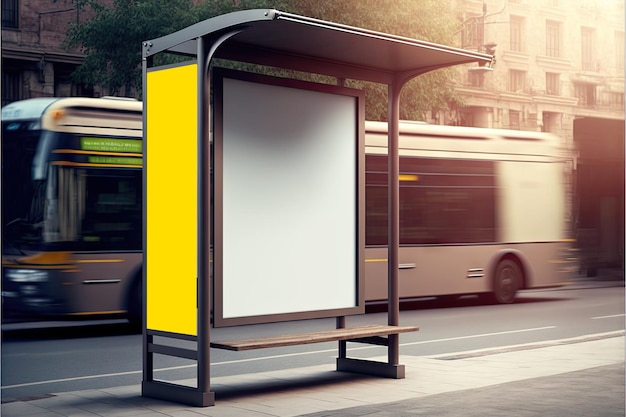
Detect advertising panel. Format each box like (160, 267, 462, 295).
(146, 63, 198, 336)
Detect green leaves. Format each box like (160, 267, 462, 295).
(65, 0, 200, 96)
(283, 0, 464, 121)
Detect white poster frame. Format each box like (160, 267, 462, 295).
(213, 70, 365, 327)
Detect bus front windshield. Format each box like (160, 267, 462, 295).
(2, 125, 142, 252)
(2, 121, 45, 251)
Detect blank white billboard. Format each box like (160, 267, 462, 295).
(214, 71, 364, 326)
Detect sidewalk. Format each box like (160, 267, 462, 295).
(2, 331, 624, 417)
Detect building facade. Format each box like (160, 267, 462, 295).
(1, 0, 113, 105)
(453, 0, 624, 136)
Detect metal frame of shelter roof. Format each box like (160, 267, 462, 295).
(142, 9, 493, 407)
(143, 9, 492, 83)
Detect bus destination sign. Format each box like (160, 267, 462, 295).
(81, 137, 142, 153)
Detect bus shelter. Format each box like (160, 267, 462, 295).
(142, 9, 492, 407)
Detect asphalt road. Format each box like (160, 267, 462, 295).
(2, 283, 624, 401)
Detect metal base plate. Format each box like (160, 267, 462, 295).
(142, 380, 215, 407)
(336, 357, 406, 379)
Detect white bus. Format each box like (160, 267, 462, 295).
(364, 121, 571, 304)
(2, 97, 144, 326)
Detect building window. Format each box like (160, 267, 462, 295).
(1, 0, 18, 29)
(510, 16, 524, 52)
(616, 31, 624, 72)
(574, 82, 596, 106)
(604, 92, 624, 108)
(462, 14, 484, 50)
(509, 110, 520, 130)
(509, 70, 526, 93)
(581, 27, 595, 71)
(546, 20, 561, 58)
(468, 71, 485, 88)
(458, 110, 475, 127)
(546, 73, 560, 95)
(542, 111, 560, 133)
(2, 70, 21, 106)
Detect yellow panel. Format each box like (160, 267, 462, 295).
(146, 63, 198, 336)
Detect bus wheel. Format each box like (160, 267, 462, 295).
(492, 259, 521, 304)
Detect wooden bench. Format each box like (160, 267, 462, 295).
(210, 324, 419, 379)
(144, 324, 419, 407)
(210, 324, 419, 351)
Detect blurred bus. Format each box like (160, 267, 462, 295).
(364, 121, 570, 303)
(2, 99, 570, 325)
(2, 97, 143, 326)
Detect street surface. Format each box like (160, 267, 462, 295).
(2, 284, 624, 401)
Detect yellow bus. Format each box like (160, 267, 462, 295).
(2, 97, 143, 326)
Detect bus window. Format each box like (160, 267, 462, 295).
(365, 155, 497, 246)
(46, 166, 142, 251)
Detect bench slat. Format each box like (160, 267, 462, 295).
(210, 324, 419, 351)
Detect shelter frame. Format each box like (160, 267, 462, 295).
(142, 9, 492, 407)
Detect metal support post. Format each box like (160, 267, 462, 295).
(387, 81, 402, 366)
(197, 36, 214, 405)
(141, 54, 153, 386)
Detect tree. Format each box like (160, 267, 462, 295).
(62, 0, 289, 97)
(63, 0, 203, 97)
(282, 0, 464, 121)
(65, 0, 464, 119)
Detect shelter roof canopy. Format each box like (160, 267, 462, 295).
(143, 9, 493, 84)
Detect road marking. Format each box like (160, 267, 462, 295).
(1, 370, 141, 389)
(1, 326, 557, 390)
(592, 314, 625, 320)
(399, 326, 557, 347)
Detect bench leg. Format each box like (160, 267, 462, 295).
(336, 317, 347, 359)
(336, 357, 405, 379)
(338, 340, 347, 359)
